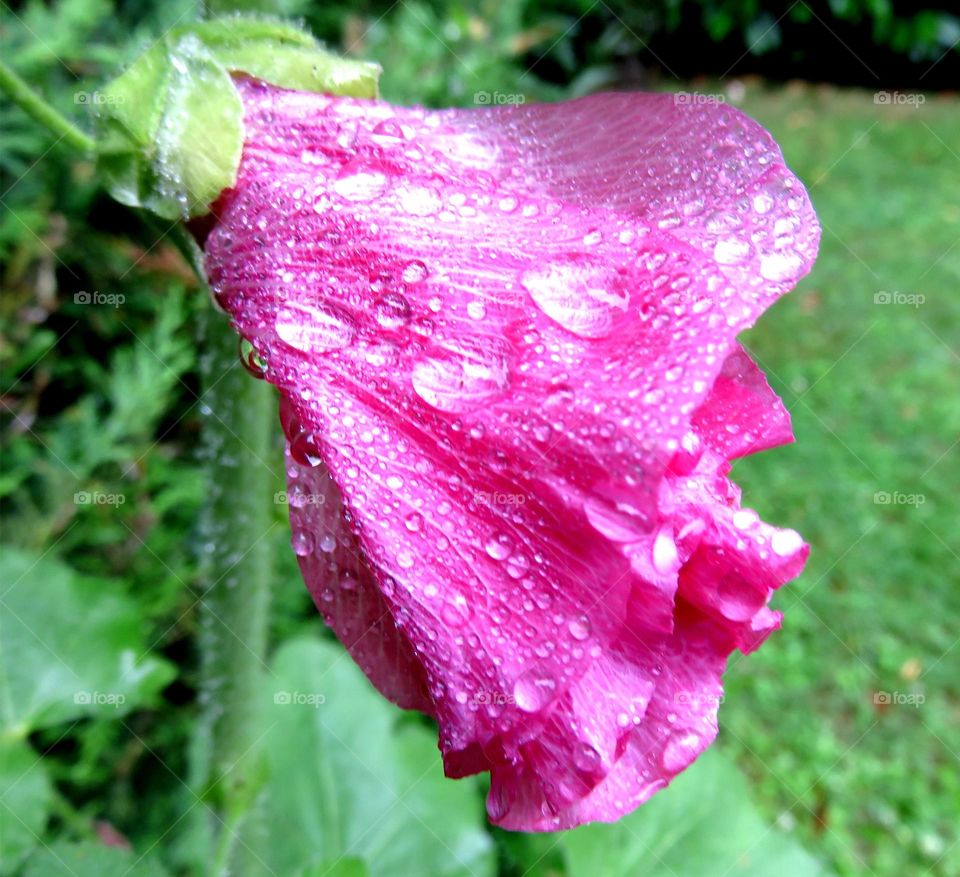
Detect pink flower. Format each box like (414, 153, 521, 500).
(205, 78, 819, 830)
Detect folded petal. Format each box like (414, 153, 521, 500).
(205, 79, 819, 830)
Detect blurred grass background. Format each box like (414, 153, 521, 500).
(1, 1, 958, 876)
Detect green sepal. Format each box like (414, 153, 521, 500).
(94, 16, 381, 219)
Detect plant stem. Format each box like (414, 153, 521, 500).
(194, 276, 279, 875)
(0, 59, 96, 152)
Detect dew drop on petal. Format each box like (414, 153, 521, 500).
(771, 528, 804, 556)
(411, 338, 510, 413)
(569, 615, 591, 641)
(401, 259, 428, 284)
(759, 251, 805, 282)
(276, 303, 355, 353)
(291, 530, 314, 556)
(485, 532, 512, 561)
(290, 431, 323, 468)
(661, 731, 702, 773)
(333, 169, 388, 201)
(521, 261, 626, 339)
(513, 670, 556, 713)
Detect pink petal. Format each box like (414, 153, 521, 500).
(205, 79, 818, 830)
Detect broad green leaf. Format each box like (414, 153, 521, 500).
(0, 740, 52, 874)
(297, 857, 370, 877)
(94, 16, 379, 219)
(0, 549, 174, 736)
(559, 748, 832, 877)
(23, 841, 169, 877)
(257, 636, 494, 877)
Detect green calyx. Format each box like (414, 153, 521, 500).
(93, 16, 381, 220)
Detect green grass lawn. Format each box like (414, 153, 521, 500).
(720, 83, 960, 877)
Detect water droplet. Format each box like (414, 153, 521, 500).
(411, 338, 510, 413)
(759, 251, 804, 282)
(291, 530, 315, 556)
(442, 594, 472, 626)
(404, 512, 423, 532)
(374, 292, 411, 329)
(238, 337, 267, 379)
(713, 237, 752, 265)
(732, 509, 759, 530)
(276, 303, 355, 353)
(652, 527, 678, 574)
(521, 260, 627, 339)
(466, 300, 486, 320)
(318, 533, 337, 553)
(402, 259, 428, 284)
(569, 615, 591, 641)
(661, 731, 701, 773)
(485, 532, 512, 561)
(573, 743, 602, 774)
(333, 169, 388, 201)
(370, 119, 405, 146)
(290, 431, 323, 467)
(397, 184, 441, 216)
(396, 548, 415, 569)
(771, 528, 804, 556)
(513, 670, 556, 712)
(385, 474, 404, 490)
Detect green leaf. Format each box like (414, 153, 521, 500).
(297, 857, 370, 877)
(23, 841, 169, 877)
(257, 636, 494, 877)
(0, 739, 52, 873)
(0, 549, 175, 736)
(94, 16, 379, 219)
(559, 748, 832, 877)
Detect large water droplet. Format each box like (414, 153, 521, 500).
(661, 731, 702, 773)
(513, 670, 556, 713)
(238, 337, 267, 379)
(291, 530, 315, 556)
(276, 303, 355, 353)
(521, 260, 627, 339)
(402, 260, 428, 284)
(374, 292, 411, 329)
(771, 528, 804, 557)
(759, 251, 804, 282)
(485, 532, 512, 561)
(411, 337, 510, 413)
(290, 431, 323, 467)
(333, 169, 388, 201)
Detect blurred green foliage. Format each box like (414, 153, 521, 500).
(1, 1, 958, 876)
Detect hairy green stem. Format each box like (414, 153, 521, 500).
(0, 59, 96, 152)
(194, 299, 278, 876)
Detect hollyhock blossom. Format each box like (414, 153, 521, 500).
(205, 78, 819, 831)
